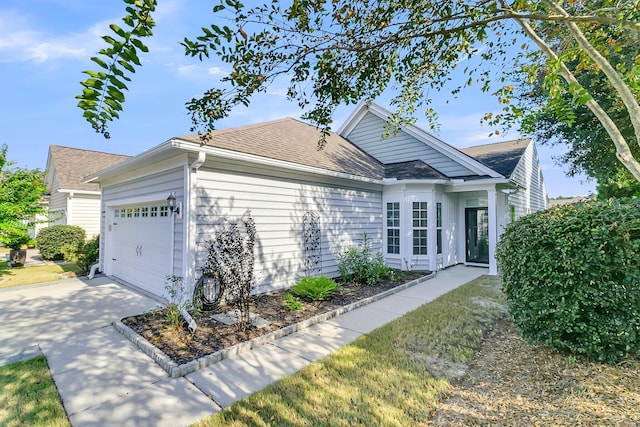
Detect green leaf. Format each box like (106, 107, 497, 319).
(90, 56, 109, 70)
(130, 38, 149, 52)
(109, 23, 127, 38)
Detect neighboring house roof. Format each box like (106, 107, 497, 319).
(47, 145, 130, 192)
(384, 160, 448, 180)
(548, 196, 588, 207)
(460, 139, 531, 178)
(177, 118, 386, 180)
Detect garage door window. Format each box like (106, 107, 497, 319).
(115, 204, 171, 218)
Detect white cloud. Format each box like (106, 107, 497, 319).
(207, 66, 227, 76)
(0, 11, 112, 63)
(177, 64, 197, 75)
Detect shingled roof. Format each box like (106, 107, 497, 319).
(384, 160, 448, 180)
(177, 118, 386, 180)
(48, 145, 130, 191)
(460, 139, 531, 178)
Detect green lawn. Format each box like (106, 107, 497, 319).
(0, 356, 69, 427)
(195, 275, 505, 426)
(0, 252, 80, 289)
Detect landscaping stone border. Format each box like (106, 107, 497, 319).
(113, 271, 435, 378)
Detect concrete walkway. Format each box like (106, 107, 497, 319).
(0, 265, 487, 427)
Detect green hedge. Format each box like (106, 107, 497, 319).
(36, 225, 86, 260)
(496, 199, 640, 363)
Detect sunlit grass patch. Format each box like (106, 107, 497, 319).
(0, 356, 69, 427)
(195, 275, 504, 426)
(0, 260, 80, 288)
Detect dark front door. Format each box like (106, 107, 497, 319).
(465, 208, 489, 264)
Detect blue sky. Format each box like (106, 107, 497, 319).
(1, 0, 595, 197)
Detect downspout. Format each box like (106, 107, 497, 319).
(185, 151, 206, 293)
(88, 263, 100, 279)
(177, 151, 206, 334)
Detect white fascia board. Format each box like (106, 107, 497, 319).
(444, 178, 511, 193)
(402, 126, 502, 178)
(170, 138, 383, 185)
(338, 101, 502, 178)
(83, 140, 176, 183)
(382, 179, 449, 186)
(336, 99, 372, 136)
(57, 189, 101, 196)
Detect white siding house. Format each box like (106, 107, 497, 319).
(86, 101, 548, 299)
(44, 146, 130, 239)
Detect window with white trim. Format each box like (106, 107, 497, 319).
(412, 201, 427, 255)
(386, 202, 400, 254)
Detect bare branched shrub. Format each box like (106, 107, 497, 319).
(200, 211, 256, 329)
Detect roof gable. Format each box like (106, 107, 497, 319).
(460, 139, 531, 178)
(177, 118, 385, 180)
(338, 101, 502, 178)
(47, 145, 130, 192)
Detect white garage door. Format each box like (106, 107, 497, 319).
(110, 204, 173, 297)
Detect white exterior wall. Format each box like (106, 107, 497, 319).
(344, 112, 476, 177)
(382, 184, 459, 273)
(47, 177, 67, 227)
(99, 155, 187, 280)
(43, 172, 102, 239)
(508, 143, 548, 219)
(439, 191, 460, 268)
(193, 158, 382, 294)
(67, 194, 101, 238)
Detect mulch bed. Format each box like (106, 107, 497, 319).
(123, 271, 427, 365)
(432, 317, 640, 426)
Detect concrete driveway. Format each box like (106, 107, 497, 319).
(0, 276, 220, 427)
(0, 266, 486, 426)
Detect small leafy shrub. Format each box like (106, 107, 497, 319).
(36, 225, 86, 260)
(77, 235, 100, 273)
(291, 275, 339, 301)
(59, 235, 99, 274)
(283, 293, 303, 311)
(164, 275, 191, 330)
(337, 233, 392, 285)
(3, 229, 30, 250)
(496, 199, 640, 363)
